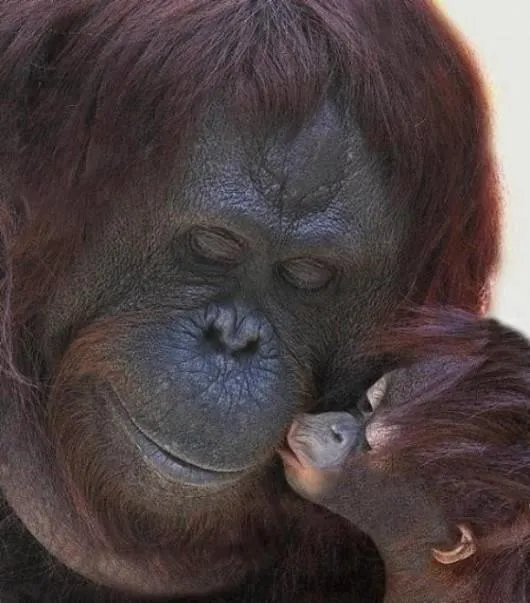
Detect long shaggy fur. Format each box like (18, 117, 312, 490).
(0, 0, 499, 328)
(0, 1, 502, 601)
(367, 309, 530, 602)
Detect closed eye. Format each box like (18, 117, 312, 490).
(188, 227, 246, 265)
(276, 258, 336, 292)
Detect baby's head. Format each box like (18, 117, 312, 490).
(279, 372, 394, 500)
(279, 369, 480, 568)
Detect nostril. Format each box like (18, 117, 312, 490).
(202, 320, 261, 356)
(203, 324, 225, 353)
(204, 324, 219, 341)
(226, 330, 261, 356)
(330, 424, 345, 445)
(329, 417, 359, 450)
(234, 336, 260, 357)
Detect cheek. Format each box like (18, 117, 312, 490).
(365, 419, 398, 450)
(280, 450, 336, 501)
(51, 313, 306, 480)
(285, 465, 328, 499)
(122, 320, 299, 469)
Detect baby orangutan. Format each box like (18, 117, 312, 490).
(281, 311, 530, 603)
(281, 408, 476, 603)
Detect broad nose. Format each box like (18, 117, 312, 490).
(203, 303, 263, 356)
(287, 412, 363, 469)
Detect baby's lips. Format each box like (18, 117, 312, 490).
(278, 417, 308, 469)
(277, 446, 298, 467)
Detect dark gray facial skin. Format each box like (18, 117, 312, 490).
(1, 101, 408, 595)
(42, 101, 404, 481)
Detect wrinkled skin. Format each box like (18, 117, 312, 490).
(0, 103, 406, 600)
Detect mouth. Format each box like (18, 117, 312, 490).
(123, 416, 245, 487)
(280, 421, 316, 470)
(278, 443, 304, 471)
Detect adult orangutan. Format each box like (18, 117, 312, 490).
(0, 1, 500, 601)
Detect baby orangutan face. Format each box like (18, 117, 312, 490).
(280, 409, 477, 568)
(279, 411, 364, 499)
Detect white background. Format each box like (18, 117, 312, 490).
(439, 1, 530, 334)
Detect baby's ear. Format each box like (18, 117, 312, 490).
(365, 369, 412, 412)
(365, 372, 393, 412)
(432, 525, 477, 565)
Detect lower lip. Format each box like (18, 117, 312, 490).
(127, 421, 245, 486)
(278, 446, 305, 470)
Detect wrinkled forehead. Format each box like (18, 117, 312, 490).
(182, 100, 395, 235)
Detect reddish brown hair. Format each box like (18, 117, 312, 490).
(0, 3, 506, 598)
(0, 0, 500, 329)
(364, 308, 530, 602)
